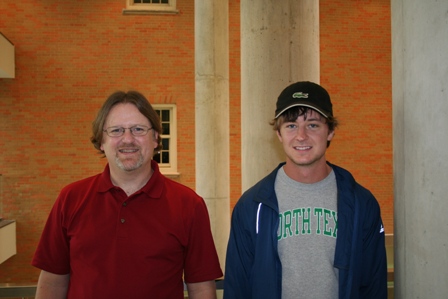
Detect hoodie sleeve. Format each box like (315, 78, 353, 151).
(359, 187, 388, 299)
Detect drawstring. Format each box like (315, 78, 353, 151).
(256, 203, 262, 234)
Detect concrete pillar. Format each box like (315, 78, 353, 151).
(241, 0, 320, 191)
(194, 0, 230, 270)
(392, 0, 448, 297)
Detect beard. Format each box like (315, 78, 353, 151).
(115, 152, 144, 172)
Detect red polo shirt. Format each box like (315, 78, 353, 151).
(32, 160, 222, 299)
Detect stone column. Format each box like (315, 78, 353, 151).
(194, 0, 230, 270)
(392, 0, 448, 297)
(241, 0, 320, 191)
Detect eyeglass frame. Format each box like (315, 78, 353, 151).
(103, 125, 153, 137)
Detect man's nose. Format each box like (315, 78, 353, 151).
(295, 126, 307, 140)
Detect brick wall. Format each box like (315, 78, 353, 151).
(0, 0, 197, 283)
(320, 0, 393, 235)
(0, 0, 392, 283)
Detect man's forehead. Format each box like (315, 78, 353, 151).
(304, 109, 325, 119)
(106, 104, 149, 125)
(292, 108, 325, 121)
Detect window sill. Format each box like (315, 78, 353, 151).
(122, 8, 179, 15)
(161, 171, 180, 179)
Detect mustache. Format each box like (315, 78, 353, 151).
(117, 143, 139, 149)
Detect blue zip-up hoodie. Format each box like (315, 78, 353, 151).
(224, 162, 387, 299)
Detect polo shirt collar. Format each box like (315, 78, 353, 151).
(98, 160, 164, 199)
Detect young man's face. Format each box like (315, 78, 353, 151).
(101, 103, 159, 174)
(276, 108, 334, 170)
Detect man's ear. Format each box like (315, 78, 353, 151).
(327, 130, 335, 141)
(276, 129, 283, 142)
(153, 131, 159, 149)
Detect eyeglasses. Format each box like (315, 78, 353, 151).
(103, 125, 153, 137)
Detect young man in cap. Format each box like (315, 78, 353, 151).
(224, 81, 387, 299)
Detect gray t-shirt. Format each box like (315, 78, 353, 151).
(276, 166, 338, 299)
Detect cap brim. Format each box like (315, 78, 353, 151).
(275, 103, 329, 119)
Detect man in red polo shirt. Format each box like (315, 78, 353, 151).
(32, 91, 223, 299)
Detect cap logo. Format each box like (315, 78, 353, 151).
(292, 92, 308, 99)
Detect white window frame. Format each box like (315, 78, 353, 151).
(123, 0, 178, 15)
(153, 104, 179, 177)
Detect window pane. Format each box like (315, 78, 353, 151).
(162, 138, 170, 150)
(162, 123, 170, 135)
(162, 152, 169, 163)
(128, 0, 174, 10)
(162, 110, 170, 121)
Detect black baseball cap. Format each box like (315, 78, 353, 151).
(274, 81, 333, 119)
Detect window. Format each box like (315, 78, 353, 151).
(153, 104, 179, 177)
(123, 0, 178, 14)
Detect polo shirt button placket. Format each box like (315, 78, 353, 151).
(120, 201, 128, 224)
